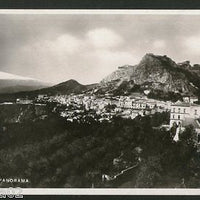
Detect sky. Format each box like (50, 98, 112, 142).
(0, 12, 200, 84)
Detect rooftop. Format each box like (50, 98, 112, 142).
(171, 100, 200, 107)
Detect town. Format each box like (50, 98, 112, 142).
(14, 91, 200, 142)
(34, 92, 171, 121)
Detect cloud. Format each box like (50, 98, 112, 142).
(184, 35, 200, 55)
(87, 28, 123, 49)
(31, 34, 83, 56)
(153, 40, 166, 49)
(53, 34, 83, 54)
(3, 14, 200, 84)
(8, 32, 136, 84)
(82, 49, 138, 83)
(9, 34, 84, 82)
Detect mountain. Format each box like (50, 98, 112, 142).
(19, 79, 92, 96)
(100, 53, 200, 99)
(1, 53, 200, 102)
(34, 79, 88, 96)
(0, 71, 51, 93)
(0, 78, 98, 102)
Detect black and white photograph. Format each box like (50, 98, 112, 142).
(0, 9, 200, 193)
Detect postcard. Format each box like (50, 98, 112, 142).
(0, 9, 200, 196)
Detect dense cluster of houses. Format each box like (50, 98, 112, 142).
(15, 92, 200, 142)
(36, 93, 171, 122)
(36, 93, 200, 142)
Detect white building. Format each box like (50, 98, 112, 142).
(169, 101, 200, 141)
(170, 101, 200, 128)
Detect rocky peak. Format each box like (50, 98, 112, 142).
(193, 64, 200, 70)
(118, 65, 134, 70)
(140, 53, 159, 63)
(101, 64, 137, 85)
(139, 53, 177, 68)
(177, 61, 192, 70)
(100, 53, 200, 96)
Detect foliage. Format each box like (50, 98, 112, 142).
(0, 109, 199, 188)
(147, 90, 183, 102)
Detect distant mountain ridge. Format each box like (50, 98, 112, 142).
(0, 71, 51, 94)
(0, 79, 97, 101)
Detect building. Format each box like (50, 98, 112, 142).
(169, 101, 200, 141)
(37, 94, 47, 99)
(170, 101, 200, 127)
(183, 95, 198, 104)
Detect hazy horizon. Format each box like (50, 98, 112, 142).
(1, 12, 200, 84)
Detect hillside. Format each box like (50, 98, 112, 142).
(0, 103, 48, 123)
(33, 79, 87, 96)
(0, 79, 98, 102)
(99, 53, 200, 99)
(0, 110, 199, 188)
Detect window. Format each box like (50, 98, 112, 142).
(173, 108, 175, 112)
(195, 110, 197, 115)
(173, 115, 174, 119)
(178, 115, 180, 120)
(178, 108, 180, 113)
(184, 109, 186, 113)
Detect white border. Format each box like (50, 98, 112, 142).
(0, 188, 199, 195)
(21, 188, 200, 195)
(0, 8, 200, 195)
(0, 9, 199, 15)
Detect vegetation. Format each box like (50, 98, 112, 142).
(0, 108, 199, 188)
(113, 81, 142, 96)
(147, 90, 183, 102)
